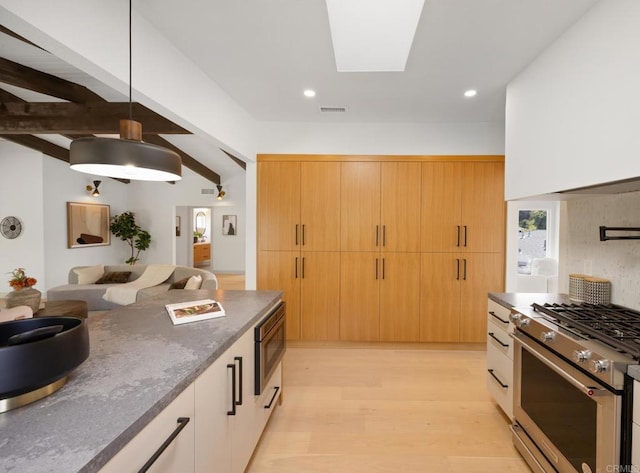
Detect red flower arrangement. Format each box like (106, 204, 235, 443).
(8, 267, 37, 290)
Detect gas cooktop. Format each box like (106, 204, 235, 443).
(532, 302, 640, 360)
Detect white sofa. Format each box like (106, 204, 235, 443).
(47, 265, 218, 311)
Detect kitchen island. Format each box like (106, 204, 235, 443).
(0, 288, 282, 473)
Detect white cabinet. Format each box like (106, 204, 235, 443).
(632, 381, 640, 467)
(486, 299, 514, 419)
(99, 385, 195, 473)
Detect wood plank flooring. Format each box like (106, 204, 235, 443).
(247, 344, 530, 473)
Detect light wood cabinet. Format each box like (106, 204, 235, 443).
(341, 162, 381, 251)
(193, 243, 211, 266)
(421, 161, 505, 253)
(420, 252, 504, 342)
(379, 253, 421, 342)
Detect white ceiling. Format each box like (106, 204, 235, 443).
(1, 0, 599, 181)
(137, 0, 599, 123)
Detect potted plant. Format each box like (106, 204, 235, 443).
(110, 211, 151, 265)
(193, 231, 203, 243)
(6, 267, 41, 312)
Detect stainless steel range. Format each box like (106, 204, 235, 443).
(510, 302, 638, 473)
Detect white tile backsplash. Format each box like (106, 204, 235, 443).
(560, 191, 640, 309)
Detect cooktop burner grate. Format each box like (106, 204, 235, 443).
(532, 302, 640, 359)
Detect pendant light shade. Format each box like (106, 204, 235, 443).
(69, 0, 182, 181)
(70, 120, 182, 181)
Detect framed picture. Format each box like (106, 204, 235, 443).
(222, 215, 237, 236)
(176, 216, 181, 237)
(67, 202, 111, 248)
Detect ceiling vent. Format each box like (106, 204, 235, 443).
(201, 188, 215, 194)
(320, 106, 347, 113)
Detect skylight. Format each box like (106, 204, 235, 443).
(325, 0, 425, 72)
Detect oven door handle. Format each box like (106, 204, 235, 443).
(511, 332, 606, 397)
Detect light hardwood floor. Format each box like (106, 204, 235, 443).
(247, 344, 530, 473)
(215, 273, 246, 290)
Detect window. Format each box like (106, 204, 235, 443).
(517, 209, 548, 275)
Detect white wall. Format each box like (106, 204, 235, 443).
(211, 172, 246, 273)
(559, 191, 640, 310)
(175, 206, 189, 266)
(0, 141, 45, 296)
(505, 0, 640, 200)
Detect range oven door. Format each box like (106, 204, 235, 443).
(512, 332, 621, 473)
(254, 301, 286, 395)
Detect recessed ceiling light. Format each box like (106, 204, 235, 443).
(464, 89, 477, 98)
(304, 89, 316, 97)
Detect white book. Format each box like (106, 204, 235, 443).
(165, 299, 226, 325)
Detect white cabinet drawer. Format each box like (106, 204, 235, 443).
(486, 343, 513, 419)
(487, 299, 512, 334)
(487, 319, 514, 360)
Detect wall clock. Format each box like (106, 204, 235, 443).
(1, 216, 22, 239)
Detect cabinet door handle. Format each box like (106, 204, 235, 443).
(456, 259, 460, 280)
(456, 225, 461, 247)
(264, 386, 280, 409)
(487, 369, 508, 389)
(375, 258, 379, 280)
(463, 225, 468, 247)
(234, 356, 243, 406)
(302, 224, 306, 246)
(295, 257, 298, 278)
(375, 225, 379, 246)
(295, 224, 299, 246)
(302, 257, 305, 279)
(382, 225, 386, 246)
(138, 417, 190, 473)
(227, 364, 236, 416)
(382, 258, 385, 280)
(488, 332, 509, 348)
(463, 259, 467, 281)
(489, 311, 509, 325)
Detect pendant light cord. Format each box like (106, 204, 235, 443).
(128, 0, 133, 121)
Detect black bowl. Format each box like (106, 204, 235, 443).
(0, 317, 90, 399)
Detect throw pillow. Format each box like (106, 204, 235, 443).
(184, 274, 203, 290)
(74, 264, 104, 285)
(169, 277, 191, 290)
(95, 271, 132, 284)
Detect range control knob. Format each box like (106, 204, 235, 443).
(517, 317, 531, 328)
(590, 359, 610, 374)
(573, 350, 592, 363)
(540, 331, 555, 343)
(510, 313, 522, 323)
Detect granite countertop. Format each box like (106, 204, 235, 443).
(489, 292, 572, 310)
(0, 289, 282, 473)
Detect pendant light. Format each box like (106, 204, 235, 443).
(69, 0, 182, 181)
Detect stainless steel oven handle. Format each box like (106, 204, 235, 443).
(511, 332, 606, 397)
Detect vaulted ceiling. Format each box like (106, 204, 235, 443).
(0, 26, 237, 184)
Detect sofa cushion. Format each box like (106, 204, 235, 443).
(74, 265, 104, 285)
(96, 271, 131, 284)
(169, 277, 190, 290)
(184, 274, 202, 290)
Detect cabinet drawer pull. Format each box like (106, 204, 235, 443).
(489, 311, 509, 325)
(382, 258, 385, 280)
(456, 225, 461, 247)
(375, 258, 379, 280)
(302, 224, 306, 245)
(264, 386, 280, 409)
(487, 369, 508, 389)
(456, 259, 460, 280)
(295, 224, 299, 246)
(227, 364, 236, 416)
(463, 258, 467, 280)
(382, 225, 386, 246)
(375, 225, 379, 246)
(138, 417, 190, 473)
(295, 257, 298, 279)
(302, 257, 305, 279)
(234, 356, 243, 406)
(488, 332, 509, 348)
(463, 225, 468, 247)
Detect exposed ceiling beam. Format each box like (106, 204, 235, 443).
(0, 26, 46, 51)
(143, 134, 221, 184)
(0, 57, 104, 102)
(3, 134, 69, 162)
(0, 102, 189, 134)
(220, 148, 246, 170)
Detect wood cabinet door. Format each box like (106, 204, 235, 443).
(381, 162, 421, 252)
(257, 251, 301, 340)
(461, 162, 505, 253)
(300, 252, 340, 340)
(379, 253, 421, 342)
(420, 253, 461, 342)
(301, 162, 341, 251)
(258, 162, 301, 251)
(421, 162, 463, 252)
(340, 162, 381, 251)
(339, 252, 380, 341)
(459, 253, 505, 343)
